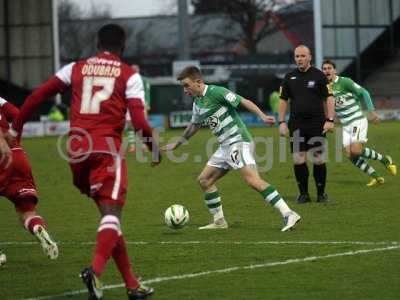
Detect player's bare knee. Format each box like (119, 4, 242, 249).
(349, 146, 362, 157)
(14, 197, 37, 215)
(97, 202, 122, 218)
(14, 202, 37, 226)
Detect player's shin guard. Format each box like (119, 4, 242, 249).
(92, 215, 121, 277)
(112, 235, 140, 289)
(204, 190, 224, 221)
(261, 185, 291, 217)
(313, 163, 327, 196)
(351, 156, 379, 178)
(24, 215, 46, 234)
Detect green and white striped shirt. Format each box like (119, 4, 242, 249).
(332, 76, 368, 126)
(191, 85, 252, 145)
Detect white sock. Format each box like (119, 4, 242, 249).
(273, 199, 291, 217)
(212, 207, 224, 221)
(127, 130, 135, 144)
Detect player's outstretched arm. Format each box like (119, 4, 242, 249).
(161, 122, 201, 151)
(240, 98, 276, 124)
(360, 89, 379, 124)
(1, 101, 19, 123)
(0, 97, 19, 147)
(128, 101, 161, 166)
(10, 76, 68, 136)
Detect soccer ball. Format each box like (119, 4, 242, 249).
(164, 204, 189, 229)
(0, 251, 6, 266)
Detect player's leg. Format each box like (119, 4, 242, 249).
(8, 149, 58, 259)
(360, 146, 396, 175)
(197, 164, 229, 229)
(70, 156, 105, 299)
(90, 203, 152, 299)
(234, 144, 300, 232)
(15, 199, 59, 260)
(305, 126, 329, 203)
(344, 119, 387, 186)
(79, 154, 152, 299)
(126, 125, 148, 154)
(361, 147, 397, 176)
(97, 203, 153, 297)
(346, 142, 384, 187)
(293, 151, 310, 203)
(127, 126, 136, 153)
(70, 157, 105, 299)
(356, 118, 396, 175)
(291, 127, 311, 203)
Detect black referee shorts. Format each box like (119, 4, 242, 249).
(289, 121, 326, 153)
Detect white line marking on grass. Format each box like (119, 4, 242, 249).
(20, 245, 400, 300)
(2, 240, 399, 247)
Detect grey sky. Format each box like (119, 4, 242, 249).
(66, 0, 298, 18)
(67, 0, 189, 18)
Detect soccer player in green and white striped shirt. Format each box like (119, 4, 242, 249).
(322, 60, 397, 186)
(162, 66, 301, 232)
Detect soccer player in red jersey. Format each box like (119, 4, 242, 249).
(8, 24, 160, 300)
(0, 97, 58, 260)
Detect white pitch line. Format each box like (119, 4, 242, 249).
(1, 240, 399, 246)
(20, 245, 400, 300)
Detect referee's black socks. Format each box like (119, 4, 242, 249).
(313, 163, 327, 195)
(294, 163, 309, 195)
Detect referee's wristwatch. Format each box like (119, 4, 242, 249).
(278, 121, 286, 125)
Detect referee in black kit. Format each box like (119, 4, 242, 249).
(278, 45, 335, 203)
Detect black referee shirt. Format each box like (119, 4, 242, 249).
(280, 66, 332, 125)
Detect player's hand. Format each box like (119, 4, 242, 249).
(322, 121, 334, 134)
(161, 143, 179, 152)
(262, 115, 276, 124)
(368, 111, 380, 124)
(279, 122, 289, 137)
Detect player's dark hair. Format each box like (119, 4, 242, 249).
(177, 66, 203, 81)
(322, 59, 336, 69)
(97, 24, 126, 54)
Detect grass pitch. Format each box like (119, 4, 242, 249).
(0, 122, 399, 299)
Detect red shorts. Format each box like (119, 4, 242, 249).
(69, 153, 127, 206)
(0, 148, 38, 210)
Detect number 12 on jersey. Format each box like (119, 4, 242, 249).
(80, 76, 116, 114)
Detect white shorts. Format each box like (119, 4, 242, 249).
(342, 118, 368, 147)
(207, 142, 256, 170)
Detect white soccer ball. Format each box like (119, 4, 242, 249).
(0, 252, 6, 266)
(164, 204, 189, 229)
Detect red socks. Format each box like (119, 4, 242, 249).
(92, 215, 121, 276)
(112, 236, 140, 289)
(24, 215, 45, 234)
